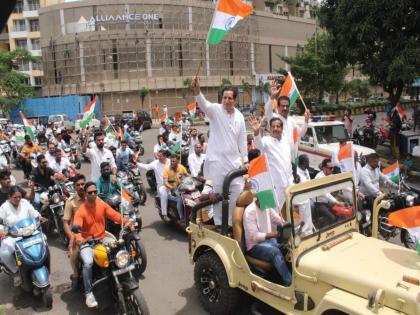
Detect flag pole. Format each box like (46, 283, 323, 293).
(194, 48, 205, 79)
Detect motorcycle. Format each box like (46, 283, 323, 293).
(352, 124, 381, 149)
(118, 164, 147, 205)
(145, 165, 157, 194)
(0, 140, 12, 165)
(71, 224, 150, 314)
(128, 131, 145, 156)
(155, 176, 204, 229)
(38, 184, 68, 246)
(0, 217, 52, 308)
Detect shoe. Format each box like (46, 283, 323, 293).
(85, 292, 98, 308)
(13, 273, 22, 287)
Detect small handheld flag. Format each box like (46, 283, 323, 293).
(19, 111, 35, 140)
(279, 72, 300, 109)
(248, 154, 277, 209)
(383, 161, 400, 184)
(337, 142, 354, 173)
(187, 102, 197, 120)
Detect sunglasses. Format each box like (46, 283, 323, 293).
(87, 190, 97, 195)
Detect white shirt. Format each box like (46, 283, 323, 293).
(188, 153, 206, 177)
(195, 93, 247, 165)
(254, 134, 292, 189)
(314, 171, 338, 204)
(104, 134, 118, 149)
(49, 158, 71, 174)
(359, 164, 396, 198)
(264, 99, 308, 158)
(86, 144, 116, 180)
(168, 132, 181, 144)
(189, 136, 199, 152)
(0, 199, 39, 232)
(137, 159, 169, 187)
(181, 119, 191, 129)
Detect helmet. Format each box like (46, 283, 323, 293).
(40, 192, 49, 206)
(93, 244, 109, 268)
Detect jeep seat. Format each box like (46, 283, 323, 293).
(232, 206, 273, 272)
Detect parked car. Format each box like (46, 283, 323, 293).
(74, 113, 100, 132)
(121, 112, 136, 123)
(27, 116, 48, 127)
(48, 115, 74, 132)
(136, 111, 152, 130)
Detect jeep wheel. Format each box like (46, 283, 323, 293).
(194, 252, 239, 315)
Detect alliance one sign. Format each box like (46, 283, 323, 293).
(87, 13, 161, 25)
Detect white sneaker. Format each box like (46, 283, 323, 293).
(85, 292, 98, 308)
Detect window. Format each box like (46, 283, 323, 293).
(314, 125, 350, 144)
(31, 38, 40, 50)
(32, 61, 42, 70)
(301, 128, 315, 147)
(13, 0, 23, 13)
(33, 77, 42, 86)
(13, 20, 26, 32)
(26, 0, 40, 11)
(29, 19, 39, 32)
(15, 39, 27, 49)
(18, 60, 30, 71)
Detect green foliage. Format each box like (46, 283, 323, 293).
(139, 87, 150, 106)
(318, 0, 420, 103)
(280, 32, 347, 103)
(0, 49, 37, 112)
(347, 79, 370, 102)
(241, 79, 252, 97)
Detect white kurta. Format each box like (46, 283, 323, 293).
(188, 153, 206, 177)
(195, 93, 247, 225)
(295, 167, 315, 236)
(85, 144, 116, 181)
(254, 134, 292, 209)
(264, 99, 308, 159)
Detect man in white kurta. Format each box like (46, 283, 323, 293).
(188, 143, 206, 177)
(249, 115, 293, 209)
(264, 82, 310, 159)
(193, 78, 247, 226)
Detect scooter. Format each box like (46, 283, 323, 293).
(0, 217, 52, 308)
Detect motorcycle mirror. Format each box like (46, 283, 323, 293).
(277, 222, 292, 242)
(71, 225, 81, 233)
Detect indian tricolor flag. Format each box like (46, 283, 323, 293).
(396, 102, 406, 120)
(80, 96, 97, 129)
(248, 154, 276, 209)
(337, 142, 354, 173)
(389, 206, 420, 255)
(19, 111, 35, 140)
(188, 102, 197, 119)
(383, 161, 400, 184)
(103, 116, 114, 133)
(207, 0, 253, 45)
(279, 72, 300, 109)
(121, 188, 132, 214)
(291, 127, 299, 159)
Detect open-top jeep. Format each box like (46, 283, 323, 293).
(187, 169, 420, 315)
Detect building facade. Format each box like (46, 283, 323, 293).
(38, 0, 316, 115)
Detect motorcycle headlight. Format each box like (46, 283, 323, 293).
(406, 195, 415, 207)
(40, 192, 49, 205)
(380, 200, 391, 209)
(52, 193, 61, 204)
(115, 250, 130, 269)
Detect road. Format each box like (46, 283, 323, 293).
(0, 109, 417, 315)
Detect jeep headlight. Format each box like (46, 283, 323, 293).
(115, 250, 130, 269)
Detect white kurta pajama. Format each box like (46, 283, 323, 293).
(195, 93, 248, 226)
(295, 167, 315, 236)
(264, 99, 308, 159)
(254, 134, 293, 210)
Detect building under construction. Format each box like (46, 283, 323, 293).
(38, 0, 316, 115)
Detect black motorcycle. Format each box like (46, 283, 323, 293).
(121, 163, 147, 205)
(71, 225, 150, 314)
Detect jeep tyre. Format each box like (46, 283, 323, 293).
(194, 252, 239, 315)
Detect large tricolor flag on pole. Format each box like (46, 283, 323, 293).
(337, 142, 354, 173)
(207, 0, 253, 45)
(388, 206, 420, 255)
(19, 111, 35, 140)
(383, 161, 400, 184)
(279, 72, 300, 109)
(187, 102, 197, 120)
(103, 116, 114, 133)
(248, 154, 277, 209)
(80, 96, 97, 129)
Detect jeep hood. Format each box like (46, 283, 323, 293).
(298, 233, 420, 314)
(318, 143, 376, 157)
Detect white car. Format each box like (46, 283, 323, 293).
(296, 115, 375, 170)
(48, 115, 74, 132)
(75, 113, 100, 132)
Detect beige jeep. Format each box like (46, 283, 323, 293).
(187, 170, 420, 315)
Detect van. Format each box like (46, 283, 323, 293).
(48, 115, 74, 132)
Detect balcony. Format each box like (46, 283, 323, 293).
(10, 30, 28, 39)
(30, 49, 42, 56)
(23, 10, 39, 18)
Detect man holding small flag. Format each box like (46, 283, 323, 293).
(265, 74, 310, 159)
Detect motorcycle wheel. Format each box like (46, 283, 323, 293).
(131, 239, 147, 276)
(401, 229, 417, 250)
(122, 288, 150, 315)
(41, 287, 53, 308)
(137, 185, 147, 205)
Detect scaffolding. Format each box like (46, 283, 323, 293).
(40, 0, 258, 113)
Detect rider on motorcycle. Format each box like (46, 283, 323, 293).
(0, 186, 43, 286)
(72, 181, 133, 308)
(0, 128, 9, 141)
(162, 154, 189, 221)
(0, 170, 34, 206)
(20, 135, 43, 179)
(116, 140, 133, 172)
(50, 148, 76, 176)
(95, 162, 121, 203)
(359, 153, 398, 200)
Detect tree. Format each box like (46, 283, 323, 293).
(348, 79, 371, 103)
(280, 32, 347, 103)
(256, 80, 271, 104)
(139, 87, 150, 109)
(318, 0, 420, 103)
(0, 49, 36, 112)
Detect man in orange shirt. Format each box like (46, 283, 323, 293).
(19, 135, 43, 179)
(72, 181, 132, 308)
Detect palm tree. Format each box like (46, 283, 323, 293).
(139, 87, 150, 109)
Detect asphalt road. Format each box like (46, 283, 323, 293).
(0, 109, 417, 315)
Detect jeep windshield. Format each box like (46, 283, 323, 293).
(314, 125, 350, 144)
(290, 177, 355, 239)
